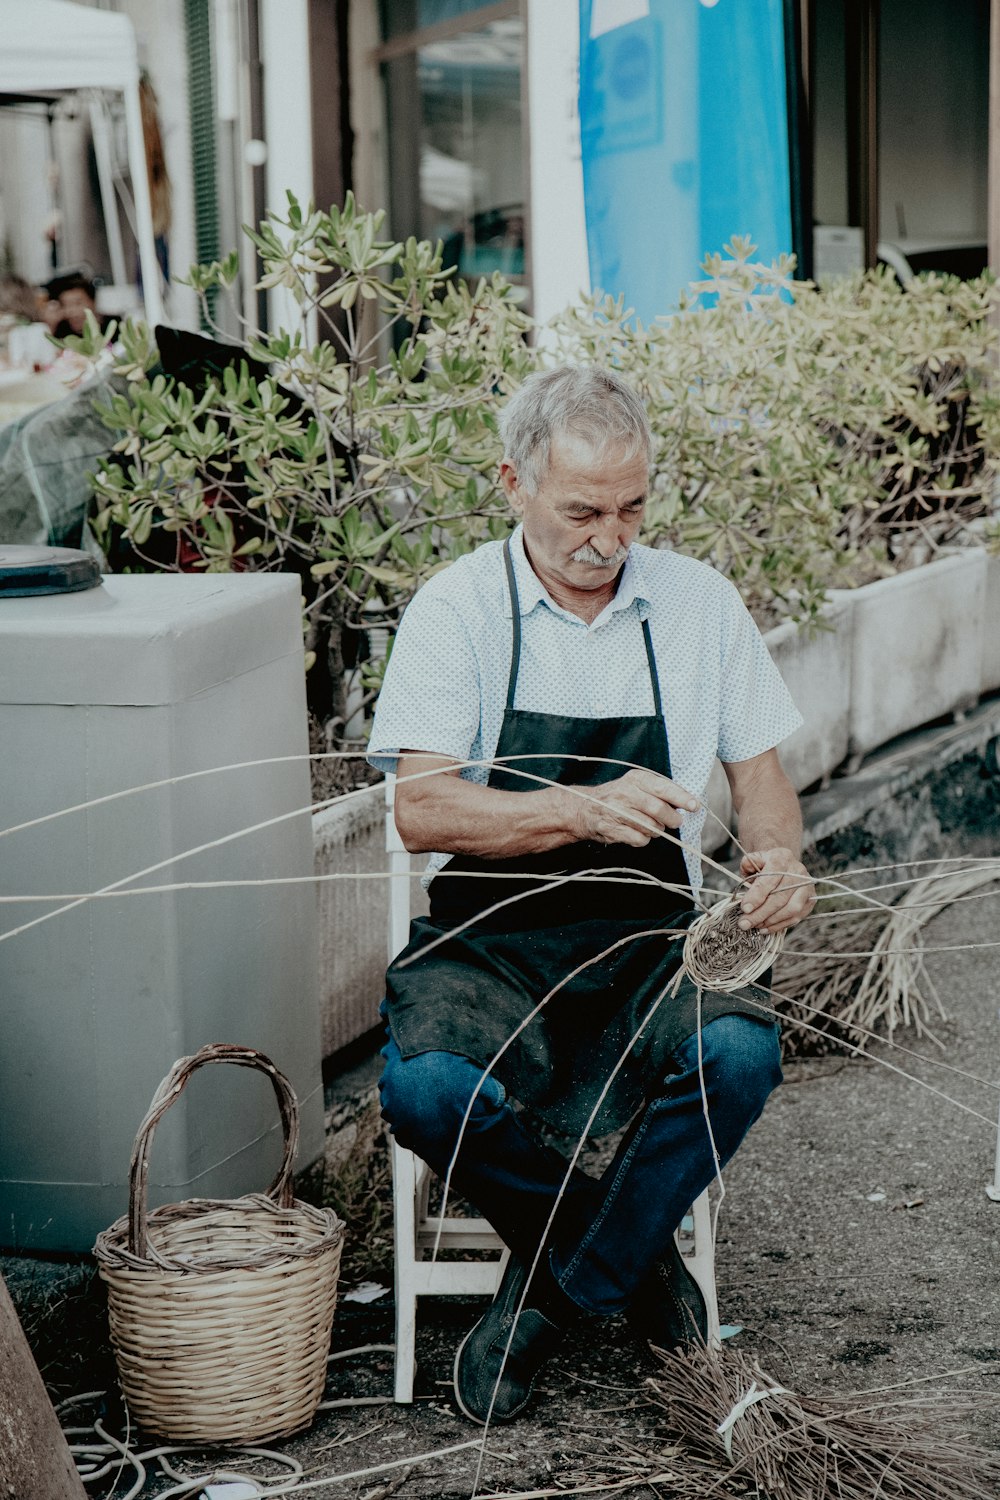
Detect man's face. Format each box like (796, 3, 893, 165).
(501, 434, 648, 597)
(59, 288, 95, 334)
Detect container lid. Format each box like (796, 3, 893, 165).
(0, 572, 304, 706)
(0, 545, 102, 597)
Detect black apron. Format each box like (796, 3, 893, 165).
(385, 539, 769, 1135)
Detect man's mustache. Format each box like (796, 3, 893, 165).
(570, 544, 628, 569)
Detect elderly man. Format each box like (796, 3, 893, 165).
(368, 366, 815, 1425)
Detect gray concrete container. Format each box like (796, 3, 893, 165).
(0, 573, 324, 1252)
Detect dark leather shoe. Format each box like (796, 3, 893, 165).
(453, 1255, 564, 1424)
(626, 1236, 708, 1351)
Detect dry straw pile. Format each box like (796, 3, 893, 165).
(646, 1343, 1000, 1500)
(774, 866, 1000, 1054)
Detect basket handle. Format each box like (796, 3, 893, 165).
(127, 1043, 300, 1258)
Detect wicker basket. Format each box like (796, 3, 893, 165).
(94, 1043, 344, 1443)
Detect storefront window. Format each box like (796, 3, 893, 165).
(380, 0, 504, 40)
(379, 2, 526, 284)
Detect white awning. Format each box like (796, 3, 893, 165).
(0, 0, 139, 95)
(0, 0, 164, 325)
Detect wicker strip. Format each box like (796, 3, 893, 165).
(94, 1044, 344, 1444)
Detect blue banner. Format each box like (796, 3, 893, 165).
(578, 0, 793, 320)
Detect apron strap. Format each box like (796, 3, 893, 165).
(641, 617, 664, 719)
(503, 537, 521, 711)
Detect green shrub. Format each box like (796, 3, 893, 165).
(551, 237, 1000, 623)
(82, 216, 1000, 741)
(88, 192, 532, 731)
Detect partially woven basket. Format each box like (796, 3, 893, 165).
(94, 1043, 344, 1444)
(682, 895, 784, 993)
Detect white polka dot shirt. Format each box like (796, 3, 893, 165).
(368, 525, 802, 894)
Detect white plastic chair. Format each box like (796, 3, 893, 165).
(384, 775, 720, 1404)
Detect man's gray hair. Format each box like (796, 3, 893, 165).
(499, 366, 652, 495)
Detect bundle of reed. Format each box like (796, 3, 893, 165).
(774, 905, 906, 1054)
(646, 1343, 1000, 1500)
(774, 865, 1000, 1055)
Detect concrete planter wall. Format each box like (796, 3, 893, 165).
(313, 785, 385, 1057)
(313, 783, 430, 1057)
(982, 551, 1000, 696)
(763, 596, 853, 792)
(831, 549, 987, 768)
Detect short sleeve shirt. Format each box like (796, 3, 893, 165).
(368, 525, 802, 896)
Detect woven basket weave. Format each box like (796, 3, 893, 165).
(94, 1043, 344, 1443)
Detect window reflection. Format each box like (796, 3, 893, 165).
(381, 0, 502, 40)
(383, 14, 525, 283)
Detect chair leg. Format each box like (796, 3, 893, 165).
(385, 791, 510, 1398)
(391, 1140, 419, 1403)
(680, 1190, 721, 1348)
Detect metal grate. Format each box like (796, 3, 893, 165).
(185, 0, 219, 327)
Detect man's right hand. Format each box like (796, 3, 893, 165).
(565, 769, 699, 848)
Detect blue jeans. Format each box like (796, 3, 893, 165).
(378, 1013, 781, 1316)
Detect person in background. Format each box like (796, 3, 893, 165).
(38, 287, 63, 335)
(0, 276, 53, 370)
(46, 272, 113, 339)
(0, 277, 38, 324)
(140, 73, 173, 284)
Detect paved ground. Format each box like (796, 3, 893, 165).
(307, 888, 1000, 1499)
(7, 879, 999, 1499)
(718, 889, 1000, 1411)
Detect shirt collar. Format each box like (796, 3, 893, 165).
(505, 524, 652, 623)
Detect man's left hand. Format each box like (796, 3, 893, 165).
(737, 848, 816, 934)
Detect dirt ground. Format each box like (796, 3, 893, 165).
(8, 877, 1000, 1500)
(292, 890, 1000, 1499)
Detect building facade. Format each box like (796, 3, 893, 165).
(1, 0, 991, 335)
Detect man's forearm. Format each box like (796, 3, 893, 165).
(723, 749, 814, 930)
(727, 750, 803, 859)
(393, 753, 696, 858)
(736, 778, 803, 859)
(394, 755, 582, 858)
